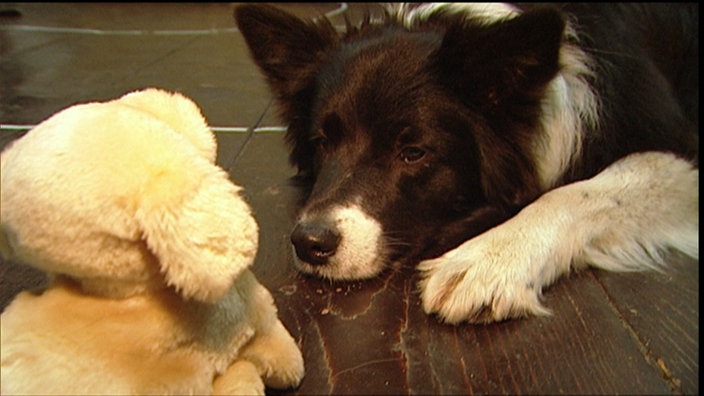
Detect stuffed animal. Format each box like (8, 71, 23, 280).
(0, 88, 304, 395)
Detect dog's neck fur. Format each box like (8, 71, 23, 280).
(535, 24, 599, 190)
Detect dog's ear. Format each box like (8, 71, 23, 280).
(136, 153, 259, 303)
(435, 7, 565, 110)
(234, 4, 338, 102)
(435, 7, 566, 206)
(234, 4, 338, 175)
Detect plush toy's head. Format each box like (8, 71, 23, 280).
(0, 89, 258, 302)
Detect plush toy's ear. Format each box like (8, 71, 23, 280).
(116, 88, 218, 163)
(136, 153, 259, 303)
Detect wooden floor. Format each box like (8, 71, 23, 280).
(0, 3, 698, 394)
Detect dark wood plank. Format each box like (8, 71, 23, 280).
(595, 254, 699, 394)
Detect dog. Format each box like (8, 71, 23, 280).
(234, 3, 699, 324)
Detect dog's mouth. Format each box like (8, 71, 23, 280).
(290, 203, 390, 280)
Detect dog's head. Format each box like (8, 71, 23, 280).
(235, 4, 566, 280)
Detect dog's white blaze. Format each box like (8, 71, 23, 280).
(395, 3, 519, 26)
(295, 203, 384, 280)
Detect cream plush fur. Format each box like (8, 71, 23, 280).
(0, 88, 304, 395)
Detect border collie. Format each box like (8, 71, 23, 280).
(234, 3, 698, 324)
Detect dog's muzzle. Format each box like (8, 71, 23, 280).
(289, 204, 386, 280)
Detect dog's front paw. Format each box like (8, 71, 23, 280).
(418, 228, 557, 324)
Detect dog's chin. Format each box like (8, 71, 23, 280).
(294, 257, 386, 281)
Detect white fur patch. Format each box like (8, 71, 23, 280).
(294, 203, 385, 280)
(533, 29, 599, 190)
(394, 3, 519, 25)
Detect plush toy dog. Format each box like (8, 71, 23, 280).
(0, 89, 304, 395)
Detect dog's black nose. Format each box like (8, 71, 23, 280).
(291, 221, 341, 266)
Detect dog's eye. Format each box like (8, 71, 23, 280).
(313, 136, 329, 151)
(399, 146, 426, 164)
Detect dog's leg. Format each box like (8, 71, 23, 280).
(239, 319, 305, 390)
(212, 359, 265, 395)
(419, 151, 698, 324)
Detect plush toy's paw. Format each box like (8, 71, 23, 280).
(241, 319, 305, 389)
(418, 218, 565, 324)
(263, 350, 305, 390)
(213, 360, 265, 396)
(262, 324, 305, 390)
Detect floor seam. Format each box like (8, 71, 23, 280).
(225, 98, 273, 172)
(590, 271, 683, 394)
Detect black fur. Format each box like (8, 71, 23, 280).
(555, 3, 699, 178)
